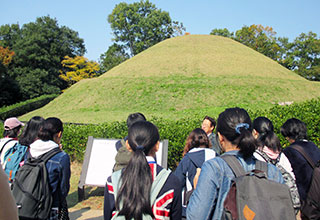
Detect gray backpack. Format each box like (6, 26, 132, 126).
(111, 168, 171, 220)
(221, 155, 296, 220)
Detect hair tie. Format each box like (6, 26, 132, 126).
(136, 145, 144, 151)
(235, 123, 249, 134)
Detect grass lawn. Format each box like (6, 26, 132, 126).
(20, 35, 320, 124)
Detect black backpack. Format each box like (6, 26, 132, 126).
(12, 147, 61, 220)
(292, 145, 320, 220)
(221, 155, 295, 220)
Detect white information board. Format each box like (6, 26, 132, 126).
(78, 136, 168, 201)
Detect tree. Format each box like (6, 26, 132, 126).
(234, 24, 280, 60)
(0, 16, 86, 100)
(99, 43, 129, 73)
(0, 46, 20, 106)
(108, 0, 185, 57)
(286, 32, 320, 80)
(210, 28, 234, 38)
(59, 56, 99, 86)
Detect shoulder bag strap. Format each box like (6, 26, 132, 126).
(221, 155, 246, 177)
(150, 169, 171, 205)
(291, 145, 315, 169)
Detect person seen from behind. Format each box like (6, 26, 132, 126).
(281, 118, 320, 219)
(253, 116, 300, 214)
(104, 121, 182, 220)
(29, 117, 71, 220)
(0, 117, 24, 164)
(187, 107, 284, 219)
(174, 128, 215, 219)
(113, 112, 147, 172)
(201, 116, 221, 155)
(2, 116, 44, 184)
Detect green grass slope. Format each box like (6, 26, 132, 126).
(21, 35, 320, 123)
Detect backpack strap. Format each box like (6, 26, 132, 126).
(291, 145, 316, 169)
(0, 139, 16, 156)
(221, 155, 246, 177)
(33, 147, 62, 163)
(255, 160, 268, 176)
(111, 168, 171, 219)
(150, 168, 171, 205)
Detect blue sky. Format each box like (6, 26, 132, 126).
(1, 0, 320, 61)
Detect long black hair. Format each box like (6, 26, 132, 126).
(116, 121, 159, 220)
(253, 117, 281, 152)
(216, 107, 257, 159)
(38, 117, 63, 141)
(19, 116, 45, 146)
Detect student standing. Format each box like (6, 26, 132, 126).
(0, 117, 24, 164)
(187, 107, 284, 219)
(29, 117, 71, 220)
(174, 128, 215, 218)
(104, 121, 182, 220)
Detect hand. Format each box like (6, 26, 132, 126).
(193, 168, 201, 189)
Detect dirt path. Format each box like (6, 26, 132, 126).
(69, 208, 103, 220)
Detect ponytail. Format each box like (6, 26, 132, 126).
(217, 107, 257, 159)
(116, 121, 159, 220)
(253, 117, 281, 153)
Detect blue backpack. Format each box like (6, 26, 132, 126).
(3, 143, 28, 183)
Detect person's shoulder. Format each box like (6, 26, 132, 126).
(50, 150, 70, 163)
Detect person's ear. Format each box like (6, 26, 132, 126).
(218, 132, 224, 145)
(252, 129, 259, 139)
(126, 140, 133, 152)
(154, 141, 160, 153)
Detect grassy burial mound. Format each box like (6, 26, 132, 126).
(21, 35, 320, 123)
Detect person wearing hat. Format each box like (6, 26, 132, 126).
(0, 117, 24, 164)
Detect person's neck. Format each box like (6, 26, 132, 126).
(223, 142, 239, 152)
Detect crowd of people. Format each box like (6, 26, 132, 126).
(0, 107, 320, 220)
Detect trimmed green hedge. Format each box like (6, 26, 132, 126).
(0, 94, 58, 120)
(0, 98, 319, 169)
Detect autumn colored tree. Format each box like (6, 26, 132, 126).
(0, 46, 20, 106)
(0, 46, 15, 66)
(59, 56, 99, 86)
(234, 24, 280, 60)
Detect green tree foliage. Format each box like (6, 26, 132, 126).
(107, 0, 185, 57)
(234, 24, 280, 60)
(99, 43, 129, 73)
(59, 56, 100, 86)
(0, 16, 86, 103)
(286, 32, 320, 81)
(211, 25, 320, 81)
(210, 28, 234, 38)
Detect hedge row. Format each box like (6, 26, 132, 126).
(0, 98, 319, 169)
(0, 94, 58, 121)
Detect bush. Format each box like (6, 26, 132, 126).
(0, 94, 58, 120)
(0, 98, 319, 170)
